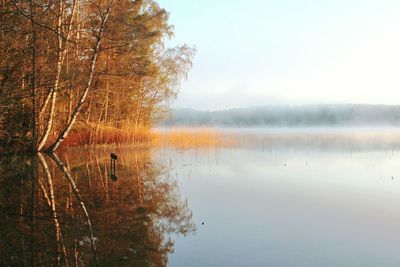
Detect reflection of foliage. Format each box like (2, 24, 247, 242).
(0, 156, 36, 267)
(0, 149, 195, 266)
(153, 175, 196, 236)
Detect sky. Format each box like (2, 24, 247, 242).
(157, 0, 400, 111)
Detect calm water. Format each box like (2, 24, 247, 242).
(3, 129, 400, 266)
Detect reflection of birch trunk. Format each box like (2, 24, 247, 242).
(135, 154, 144, 205)
(30, 155, 36, 267)
(50, 153, 99, 267)
(37, 153, 69, 267)
(48, 2, 113, 152)
(95, 157, 108, 199)
(86, 163, 92, 190)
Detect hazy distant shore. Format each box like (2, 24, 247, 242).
(161, 104, 400, 127)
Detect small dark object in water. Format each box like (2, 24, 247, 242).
(202, 222, 204, 225)
(110, 153, 118, 181)
(284, 164, 287, 166)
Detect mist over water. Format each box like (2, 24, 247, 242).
(162, 104, 400, 127)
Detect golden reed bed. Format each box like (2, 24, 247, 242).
(61, 126, 400, 151)
(62, 126, 235, 149)
(152, 127, 236, 148)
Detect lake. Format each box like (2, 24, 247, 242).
(3, 128, 400, 266)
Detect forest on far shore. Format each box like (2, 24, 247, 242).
(163, 104, 400, 127)
(0, 0, 194, 152)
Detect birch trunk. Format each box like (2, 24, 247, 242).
(134, 77, 144, 130)
(29, 0, 37, 150)
(47, 2, 112, 152)
(37, 0, 77, 151)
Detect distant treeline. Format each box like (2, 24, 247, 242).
(162, 105, 400, 127)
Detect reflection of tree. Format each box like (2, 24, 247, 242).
(0, 149, 195, 266)
(0, 155, 38, 267)
(51, 152, 100, 266)
(37, 153, 68, 266)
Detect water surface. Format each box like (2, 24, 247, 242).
(3, 129, 400, 266)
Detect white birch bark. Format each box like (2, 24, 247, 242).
(37, 0, 77, 151)
(47, 2, 112, 152)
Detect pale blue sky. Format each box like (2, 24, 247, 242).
(157, 0, 400, 110)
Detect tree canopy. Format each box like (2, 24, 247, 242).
(0, 0, 195, 151)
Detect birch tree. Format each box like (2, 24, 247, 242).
(37, 0, 77, 151)
(0, 0, 195, 151)
(47, 0, 113, 152)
